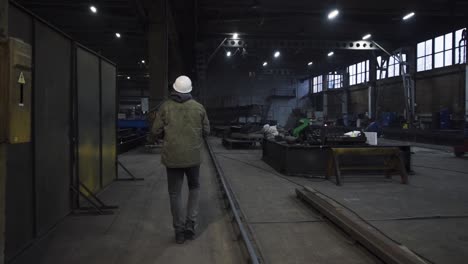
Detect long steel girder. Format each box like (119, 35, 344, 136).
(216, 38, 384, 51)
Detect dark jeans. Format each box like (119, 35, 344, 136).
(166, 166, 200, 233)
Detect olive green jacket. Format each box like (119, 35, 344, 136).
(152, 98, 210, 168)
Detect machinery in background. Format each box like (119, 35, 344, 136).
(117, 109, 151, 153)
(453, 123, 468, 157)
(274, 117, 368, 147)
(221, 123, 265, 149)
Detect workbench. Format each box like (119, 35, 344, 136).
(262, 139, 412, 177)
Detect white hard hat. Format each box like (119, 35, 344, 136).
(173, 75, 192, 93)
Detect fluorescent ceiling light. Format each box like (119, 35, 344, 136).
(307, 61, 313, 66)
(226, 51, 232, 57)
(403, 12, 415, 20)
(263, 61, 268, 67)
(362, 34, 372, 40)
(274, 51, 280, 58)
(328, 51, 334, 57)
(233, 33, 239, 39)
(90, 6, 97, 13)
(115, 33, 121, 38)
(328, 9, 339, 20)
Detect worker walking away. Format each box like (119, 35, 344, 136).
(152, 75, 210, 244)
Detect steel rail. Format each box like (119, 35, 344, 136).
(205, 138, 264, 264)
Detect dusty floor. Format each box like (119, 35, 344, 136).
(209, 137, 468, 264)
(12, 137, 468, 264)
(12, 147, 243, 264)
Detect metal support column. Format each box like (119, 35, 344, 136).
(373, 41, 415, 127)
(368, 86, 373, 119)
(323, 76, 328, 120)
(465, 64, 468, 122)
(195, 42, 208, 104)
(395, 48, 415, 126)
(148, 0, 169, 110)
(340, 70, 349, 117)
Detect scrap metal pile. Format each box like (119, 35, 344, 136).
(266, 118, 368, 146)
(222, 123, 265, 149)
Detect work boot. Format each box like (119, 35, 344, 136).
(175, 231, 186, 244)
(185, 220, 196, 240)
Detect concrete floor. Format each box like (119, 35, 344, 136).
(12, 137, 467, 264)
(209, 138, 379, 264)
(12, 147, 243, 264)
(208, 137, 468, 264)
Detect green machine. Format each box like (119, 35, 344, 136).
(292, 118, 311, 138)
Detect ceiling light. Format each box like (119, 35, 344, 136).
(115, 33, 121, 38)
(362, 34, 372, 40)
(274, 51, 280, 58)
(328, 51, 334, 57)
(226, 51, 232, 57)
(233, 33, 239, 39)
(328, 9, 339, 20)
(263, 61, 268, 67)
(141, 60, 145, 64)
(127, 76, 130, 80)
(403, 12, 415, 20)
(307, 62, 313, 66)
(90, 5, 97, 13)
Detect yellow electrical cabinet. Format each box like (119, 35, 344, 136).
(0, 38, 32, 144)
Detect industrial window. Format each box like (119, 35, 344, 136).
(417, 39, 433, 72)
(434, 33, 453, 68)
(455, 28, 467, 64)
(313, 76, 323, 93)
(388, 55, 407, 78)
(327, 72, 343, 89)
(376, 56, 387, 80)
(347, 60, 369, 86)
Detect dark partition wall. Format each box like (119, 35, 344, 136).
(4, 145, 34, 262)
(34, 21, 72, 236)
(77, 47, 101, 194)
(8, 5, 32, 43)
(5, 5, 34, 261)
(5, 3, 118, 260)
(101, 61, 117, 187)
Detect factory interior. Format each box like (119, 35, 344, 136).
(0, 0, 467, 263)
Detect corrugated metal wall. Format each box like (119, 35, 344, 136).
(5, 3, 117, 261)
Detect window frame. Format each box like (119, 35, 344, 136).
(312, 75, 323, 93)
(433, 32, 453, 68)
(417, 39, 433, 72)
(327, 72, 343, 89)
(347, 60, 369, 86)
(455, 28, 467, 64)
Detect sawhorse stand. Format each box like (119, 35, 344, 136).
(116, 160, 144, 181)
(327, 147, 409, 186)
(70, 181, 119, 215)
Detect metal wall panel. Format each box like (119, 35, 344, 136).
(5, 5, 35, 261)
(101, 61, 116, 187)
(5, 143, 34, 262)
(34, 21, 71, 236)
(8, 5, 32, 44)
(0, 144, 6, 262)
(77, 48, 101, 194)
